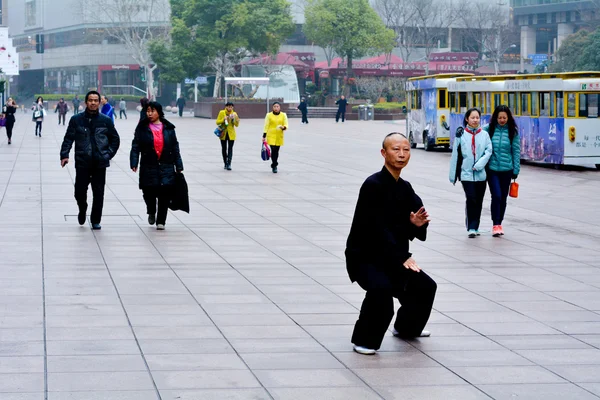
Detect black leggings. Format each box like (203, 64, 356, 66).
(271, 145, 280, 168)
(220, 137, 234, 164)
(6, 120, 14, 140)
(59, 114, 66, 125)
(35, 121, 43, 135)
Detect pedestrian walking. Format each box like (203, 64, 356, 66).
(72, 95, 81, 115)
(176, 95, 186, 117)
(346, 132, 436, 355)
(32, 96, 45, 137)
(484, 105, 521, 237)
(100, 95, 115, 122)
(119, 98, 127, 119)
(297, 97, 308, 124)
(335, 95, 348, 123)
(216, 102, 239, 170)
(55, 98, 69, 126)
(60, 91, 121, 230)
(263, 102, 288, 173)
(449, 108, 493, 238)
(3, 97, 17, 145)
(130, 101, 184, 231)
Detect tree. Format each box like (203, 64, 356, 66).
(572, 28, 600, 71)
(152, 0, 295, 98)
(303, 0, 395, 92)
(371, 0, 420, 62)
(550, 29, 592, 72)
(77, 0, 171, 99)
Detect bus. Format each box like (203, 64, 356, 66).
(447, 72, 600, 169)
(406, 74, 474, 151)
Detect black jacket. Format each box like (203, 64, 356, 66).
(297, 102, 307, 113)
(345, 167, 427, 283)
(60, 111, 120, 168)
(130, 118, 184, 188)
(336, 98, 348, 111)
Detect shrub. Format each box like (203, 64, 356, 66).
(35, 94, 142, 102)
(351, 102, 407, 112)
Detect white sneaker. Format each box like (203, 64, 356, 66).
(156, 224, 165, 230)
(392, 329, 431, 338)
(353, 345, 376, 355)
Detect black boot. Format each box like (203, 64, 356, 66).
(226, 155, 232, 170)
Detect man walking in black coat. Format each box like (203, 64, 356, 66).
(297, 97, 308, 124)
(176, 95, 186, 117)
(345, 132, 437, 355)
(335, 95, 348, 123)
(60, 91, 120, 230)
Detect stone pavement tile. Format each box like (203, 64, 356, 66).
(45, 304, 125, 316)
(138, 338, 234, 355)
(409, 336, 504, 352)
(420, 323, 480, 337)
(254, 369, 364, 388)
(489, 335, 593, 350)
(448, 366, 566, 385)
(544, 321, 600, 334)
(185, 284, 263, 295)
(0, 357, 44, 373)
(46, 340, 140, 356)
(288, 313, 358, 326)
(0, 328, 44, 342)
(0, 394, 44, 400)
(0, 373, 44, 392)
(44, 295, 121, 306)
(355, 367, 465, 386)
(160, 389, 270, 400)
(119, 294, 199, 306)
(424, 350, 534, 367)
(46, 327, 134, 341)
(461, 322, 562, 336)
(546, 365, 600, 383)
(241, 352, 345, 370)
(574, 335, 600, 347)
(515, 349, 600, 365)
(133, 326, 223, 340)
(0, 341, 45, 356)
(202, 303, 286, 315)
(433, 300, 509, 313)
(334, 351, 439, 369)
(48, 392, 156, 400)
(519, 310, 600, 322)
(579, 383, 600, 397)
(477, 383, 600, 400)
(374, 385, 491, 400)
(48, 371, 155, 391)
(45, 315, 130, 328)
(153, 370, 261, 390)
(146, 354, 247, 371)
(268, 387, 381, 400)
(47, 355, 147, 372)
(128, 314, 213, 327)
(277, 302, 358, 314)
(230, 338, 326, 354)
(0, 316, 43, 328)
(442, 311, 533, 324)
(221, 325, 310, 340)
(123, 304, 206, 316)
(210, 313, 295, 327)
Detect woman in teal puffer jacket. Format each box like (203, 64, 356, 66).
(483, 105, 521, 237)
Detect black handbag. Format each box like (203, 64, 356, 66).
(169, 173, 190, 213)
(455, 127, 464, 182)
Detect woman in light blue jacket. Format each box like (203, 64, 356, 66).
(449, 108, 493, 238)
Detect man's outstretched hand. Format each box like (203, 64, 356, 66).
(60, 158, 69, 168)
(403, 257, 421, 273)
(410, 207, 430, 227)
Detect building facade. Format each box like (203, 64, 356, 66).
(7, 0, 169, 98)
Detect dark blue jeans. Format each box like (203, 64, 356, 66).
(487, 170, 513, 225)
(462, 181, 487, 231)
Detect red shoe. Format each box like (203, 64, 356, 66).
(492, 225, 502, 237)
(498, 225, 505, 235)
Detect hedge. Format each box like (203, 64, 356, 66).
(35, 94, 143, 102)
(351, 102, 407, 112)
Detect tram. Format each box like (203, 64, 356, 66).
(407, 72, 600, 168)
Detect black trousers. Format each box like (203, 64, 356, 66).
(270, 145, 280, 168)
(142, 186, 171, 225)
(75, 167, 107, 225)
(352, 266, 437, 350)
(178, 106, 184, 117)
(220, 136, 234, 165)
(487, 170, 512, 226)
(58, 113, 66, 125)
(301, 112, 308, 123)
(120, 110, 127, 119)
(336, 110, 345, 122)
(35, 121, 43, 135)
(6, 120, 14, 140)
(462, 181, 487, 231)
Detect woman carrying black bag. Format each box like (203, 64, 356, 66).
(130, 101, 184, 230)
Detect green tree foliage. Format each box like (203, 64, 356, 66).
(303, 0, 395, 82)
(551, 29, 600, 72)
(151, 0, 295, 93)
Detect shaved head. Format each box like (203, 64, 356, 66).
(382, 132, 408, 150)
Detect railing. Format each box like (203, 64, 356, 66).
(101, 85, 147, 96)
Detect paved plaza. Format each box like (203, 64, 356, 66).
(1, 110, 600, 399)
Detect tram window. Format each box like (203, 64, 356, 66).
(531, 92, 539, 117)
(508, 92, 517, 115)
(449, 92, 456, 110)
(540, 93, 550, 116)
(472, 93, 481, 109)
(579, 93, 587, 117)
(550, 92, 555, 117)
(439, 89, 447, 108)
(521, 93, 530, 116)
(459, 92, 467, 113)
(557, 92, 564, 117)
(417, 91, 422, 109)
(493, 94, 502, 110)
(588, 94, 599, 118)
(567, 93, 576, 117)
(485, 93, 491, 114)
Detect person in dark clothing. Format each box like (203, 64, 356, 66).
(346, 132, 436, 355)
(60, 91, 121, 230)
(297, 98, 308, 124)
(55, 98, 69, 125)
(72, 95, 81, 115)
(335, 95, 348, 123)
(3, 98, 17, 145)
(176, 95, 186, 117)
(130, 101, 184, 230)
(139, 97, 149, 122)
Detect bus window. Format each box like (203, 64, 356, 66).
(557, 92, 564, 117)
(550, 92, 555, 117)
(588, 94, 598, 118)
(540, 92, 550, 116)
(567, 93, 576, 117)
(449, 92, 456, 110)
(439, 89, 447, 108)
(459, 92, 467, 113)
(485, 93, 491, 114)
(579, 93, 587, 117)
(508, 92, 517, 115)
(521, 93, 530, 116)
(472, 92, 481, 109)
(493, 94, 502, 110)
(531, 92, 539, 117)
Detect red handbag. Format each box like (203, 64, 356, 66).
(509, 180, 519, 198)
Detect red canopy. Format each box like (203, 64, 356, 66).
(244, 52, 310, 70)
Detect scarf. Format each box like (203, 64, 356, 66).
(464, 125, 482, 156)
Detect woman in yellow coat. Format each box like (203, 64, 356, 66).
(216, 102, 239, 170)
(262, 102, 288, 173)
